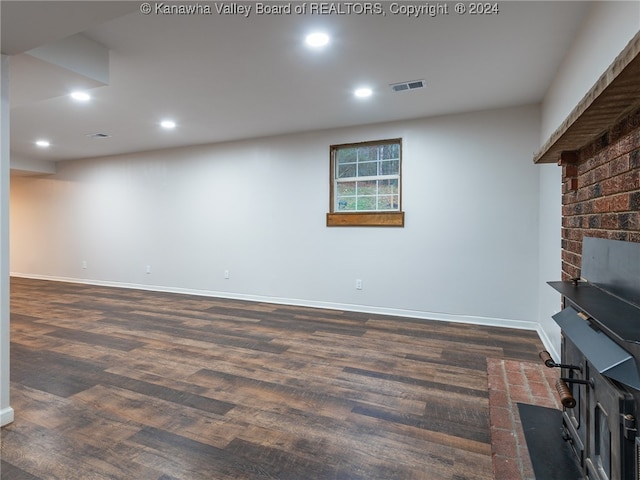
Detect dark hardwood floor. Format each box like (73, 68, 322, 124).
(1, 277, 544, 479)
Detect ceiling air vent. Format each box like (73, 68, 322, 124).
(390, 79, 426, 92)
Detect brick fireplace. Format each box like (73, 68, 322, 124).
(560, 106, 640, 281)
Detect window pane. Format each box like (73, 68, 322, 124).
(381, 143, 399, 159)
(337, 182, 356, 195)
(337, 148, 357, 164)
(378, 178, 398, 194)
(357, 180, 377, 195)
(336, 197, 356, 211)
(357, 146, 379, 162)
(380, 160, 399, 175)
(357, 161, 377, 177)
(378, 195, 398, 210)
(337, 163, 356, 178)
(357, 196, 376, 211)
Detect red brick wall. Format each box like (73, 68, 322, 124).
(561, 107, 640, 280)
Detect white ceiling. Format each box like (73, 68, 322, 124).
(4, 1, 592, 164)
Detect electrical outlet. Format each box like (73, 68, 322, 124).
(82, 260, 87, 269)
(146, 265, 152, 274)
(224, 269, 230, 279)
(355, 279, 363, 290)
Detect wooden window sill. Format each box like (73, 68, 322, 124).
(326, 212, 405, 227)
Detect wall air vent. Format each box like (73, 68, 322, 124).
(390, 79, 426, 92)
(86, 133, 112, 139)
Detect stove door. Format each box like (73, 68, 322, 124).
(563, 335, 587, 468)
(585, 365, 636, 480)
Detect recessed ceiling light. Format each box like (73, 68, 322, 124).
(70, 91, 91, 102)
(354, 87, 373, 98)
(35, 140, 50, 148)
(160, 120, 176, 129)
(305, 32, 329, 48)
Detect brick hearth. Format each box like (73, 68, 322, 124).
(487, 358, 562, 480)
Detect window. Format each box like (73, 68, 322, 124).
(327, 139, 404, 227)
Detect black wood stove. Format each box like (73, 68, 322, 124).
(544, 237, 640, 480)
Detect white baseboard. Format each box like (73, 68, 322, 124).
(10, 272, 540, 332)
(536, 324, 560, 362)
(0, 406, 14, 427)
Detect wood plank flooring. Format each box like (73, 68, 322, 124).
(1, 277, 545, 480)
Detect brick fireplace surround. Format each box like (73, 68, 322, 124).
(560, 106, 640, 280)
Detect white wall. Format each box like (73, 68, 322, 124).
(536, 164, 562, 359)
(541, 1, 640, 141)
(11, 105, 542, 329)
(536, 0, 640, 358)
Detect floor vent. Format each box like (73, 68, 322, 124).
(86, 133, 112, 139)
(390, 79, 426, 92)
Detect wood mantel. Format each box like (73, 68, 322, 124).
(534, 31, 640, 164)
